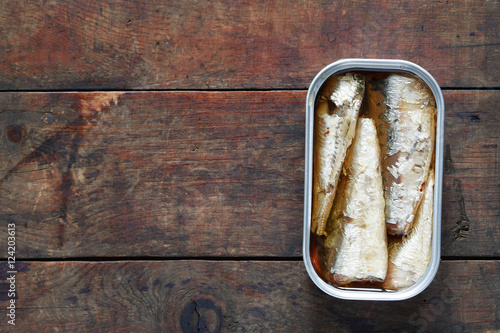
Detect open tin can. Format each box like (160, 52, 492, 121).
(303, 59, 444, 301)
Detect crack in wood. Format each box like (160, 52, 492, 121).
(451, 178, 471, 241)
(446, 144, 471, 245)
(194, 300, 203, 333)
(444, 144, 455, 174)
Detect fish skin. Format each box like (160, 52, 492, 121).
(324, 118, 388, 285)
(367, 73, 436, 235)
(383, 170, 434, 290)
(311, 73, 365, 236)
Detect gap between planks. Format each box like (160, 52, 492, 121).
(1, 256, 500, 262)
(0, 87, 499, 94)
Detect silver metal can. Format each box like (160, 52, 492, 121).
(303, 59, 444, 301)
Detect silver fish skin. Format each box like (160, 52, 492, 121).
(384, 170, 434, 290)
(367, 73, 436, 235)
(324, 118, 388, 285)
(311, 73, 365, 236)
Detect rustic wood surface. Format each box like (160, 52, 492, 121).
(0, 91, 498, 258)
(0, 0, 498, 90)
(1, 260, 499, 332)
(1, 0, 499, 331)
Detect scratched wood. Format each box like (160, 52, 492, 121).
(0, 0, 498, 90)
(0, 260, 498, 332)
(0, 91, 498, 258)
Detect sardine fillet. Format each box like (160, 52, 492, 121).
(384, 170, 434, 290)
(367, 74, 436, 235)
(324, 118, 388, 285)
(311, 73, 365, 236)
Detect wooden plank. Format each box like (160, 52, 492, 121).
(0, 0, 498, 90)
(0, 91, 306, 258)
(0, 260, 498, 331)
(441, 91, 500, 257)
(0, 91, 498, 258)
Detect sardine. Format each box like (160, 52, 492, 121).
(311, 73, 365, 236)
(366, 73, 436, 235)
(324, 118, 387, 285)
(383, 170, 434, 290)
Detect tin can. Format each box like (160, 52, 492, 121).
(303, 59, 444, 301)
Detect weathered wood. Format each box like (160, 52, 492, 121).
(0, 0, 498, 90)
(441, 91, 500, 257)
(0, 91, 306, 258)
(0, 91, 498, 258)
(0, 260, 498, 332)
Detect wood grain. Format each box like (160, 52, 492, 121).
(0, 91, 498, 258)
(441, 91, 500, 257)
(0, 91, 306, 258)
(0, 260, 498, 332)
(0, 0, 498, 90)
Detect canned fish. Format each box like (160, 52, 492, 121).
(303, 59, 444, 301)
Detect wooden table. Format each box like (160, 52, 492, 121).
(1, 1, 499, 331)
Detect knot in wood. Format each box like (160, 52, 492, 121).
(180, 299, 223, 333)
(7, 125, 26, 143)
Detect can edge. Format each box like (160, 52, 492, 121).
(303, 58, 444, 301)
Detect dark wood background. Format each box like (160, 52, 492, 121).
(1, 1, 499, 332)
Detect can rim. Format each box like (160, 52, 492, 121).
(303, 58, 444, 301)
